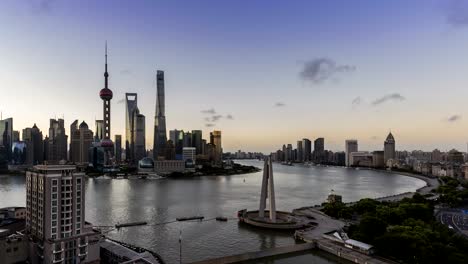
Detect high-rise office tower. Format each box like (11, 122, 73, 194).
(47, 118, 68, 163)
(125, 93, 138, 163)
(314, 137, 325, 162)
(384, 132, 396, 164)
(134, 108, 146, 161)
(26, 165, 100, 263)
(0, 117, 13, 161)
(210, 130, 222, 164)
(296, 140, 303, 162)
(12, 130, 19, 142)
(191, 130, 203, 155)
(183, 131, 192, 148)
(169, 129, 184, 155)
(302, 139, 311, 162)
(286, 144, 293, 161)
(282, 145, 287, 161)
(70, 120, 79, 161)
(94, 120, 104, 141)
(345, 139, 358, 167)
(114, 135, 122, 163)
(153, 70, 167, 160)
(70, 120, 94, 164)
(23, 124, 44, 165)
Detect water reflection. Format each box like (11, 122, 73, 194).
(0, 161, 425, 263)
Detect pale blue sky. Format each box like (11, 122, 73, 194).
(1, 0, 468, 153)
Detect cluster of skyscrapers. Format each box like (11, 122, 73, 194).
(271, 137, 346, 165)
(0, 46, 223, 172)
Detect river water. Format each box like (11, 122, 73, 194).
(0, 160, 425, 263)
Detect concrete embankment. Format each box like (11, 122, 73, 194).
(315, 238, 392, 264)
(189, 243, 315, 264)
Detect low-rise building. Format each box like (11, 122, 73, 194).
(350, 152, 373, 167)
(154, 160, 186, 174)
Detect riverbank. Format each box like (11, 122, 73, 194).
(166, 163, 261, 177)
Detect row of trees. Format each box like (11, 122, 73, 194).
(322, 194, 468, 263)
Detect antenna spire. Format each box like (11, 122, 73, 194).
(104, 41, 109, 89)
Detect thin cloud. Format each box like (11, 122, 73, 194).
(205, 123, 215, 127)
(372, 93, 405, 106)
(201, 108, 216, 115)
(299, 58, 355, 84)
(446, 114, 462, 122)
(226, 114, 234, 120)
(274, 102, 285, 107)
(211, 115, 223, 122)
(351, 96, 362, 107)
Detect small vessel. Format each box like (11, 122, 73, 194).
(115, 221, 147, 228)
(216, 216, 228, 222)
(176, 216, 204, 221)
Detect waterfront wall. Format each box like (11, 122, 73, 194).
(189, 243, 315, 264)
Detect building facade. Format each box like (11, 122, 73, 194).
(47, 119, 68, 163)
(210, 131, 222, 165)
(0, 118, 13, 161)
(70, 121, 94, 164)
(26, 165, 100, 263)
(383, 132, 395, 165)
(125, 93, 138, 163)
(345, 139, 358, 167)
(153, 70, 167, 160)
(114, 135, 122, 164)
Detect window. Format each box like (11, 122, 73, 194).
(52, 179, 58, 186)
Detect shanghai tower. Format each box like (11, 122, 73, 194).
(153, 70, 167, 160)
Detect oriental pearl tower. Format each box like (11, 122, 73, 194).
(99, 43, 114, 162)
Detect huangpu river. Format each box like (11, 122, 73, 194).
(0, 160, 425, 263)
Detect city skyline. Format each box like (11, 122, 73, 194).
(4, 1, 468, 152)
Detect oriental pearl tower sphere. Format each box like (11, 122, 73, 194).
(99, 43, 114, 150)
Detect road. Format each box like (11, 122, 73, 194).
(438, 209, 468, 237)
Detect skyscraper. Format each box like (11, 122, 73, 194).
(191, 130, 203, 155)
(26, 165, 100, 263)
(134, 108, 146, 161)
(114, 134, 122, 163)
(296, 140, 303, 162)
(23, 124, 44, 165)
(70, 120, 94, 164)
(302, 139, 311, 162)
(210, 130, 222, 164)
(345, 139, 358, 167)
(12, 130, 19, 142)
(183, 131, 192, 148)
(94, 120, 104, 141)
(0, 117, 13, 161)
(125, 93, 138, 163)
(384, 132, 396, 164)
(169, 129, 184, 156)
(47, 118, 68, 163)
(314, 137, 325, 162)
(153, 70, 167, 160)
